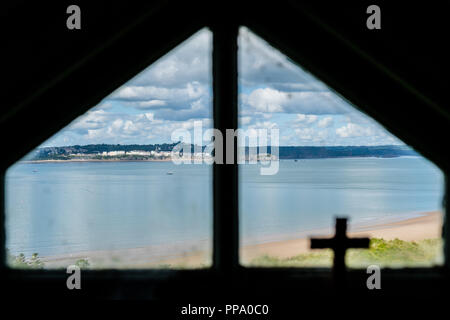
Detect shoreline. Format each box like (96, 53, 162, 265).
(21, 155, 419, 164)
(240, 210, 441, 263)
(21, 158, 173, 164)
(36, 210, 442, 268)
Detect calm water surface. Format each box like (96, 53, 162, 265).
(5, 157, 444, 257)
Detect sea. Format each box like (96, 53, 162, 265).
(5, 157, 444, 258)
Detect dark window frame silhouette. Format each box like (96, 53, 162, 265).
(1, 15, 448, 298)
(3, 24, 444, 270)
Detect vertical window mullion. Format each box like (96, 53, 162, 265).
(445, 177, 449, 268)
(0, 172, 4, 267)
(212, 24, 239, 273)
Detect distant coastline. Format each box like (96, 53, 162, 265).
(22, 143, 418, 162)
(22, 156, 421, 164)
(22, 158, 173, 164)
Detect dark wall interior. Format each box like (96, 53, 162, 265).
(1, 0, 449, 307)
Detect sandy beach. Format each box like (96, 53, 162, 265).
(240, 211, 442, 263)
(40, 211, 442, 268)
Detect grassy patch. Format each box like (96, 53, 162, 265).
(7, 252, 44, 269)
(249, 238, 443, 268)
(8, 239, 442, 269)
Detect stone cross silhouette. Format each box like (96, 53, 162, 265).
(310, 217, 370, 286)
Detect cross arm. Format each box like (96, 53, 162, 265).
(310, 236, 370, 249)
(346, 237, 370, 249)
(310, 238, 335, 249)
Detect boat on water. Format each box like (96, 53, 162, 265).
(166, 171, 174, 175)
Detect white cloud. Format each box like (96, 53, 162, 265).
(295, 128, 314, 140)
(318, 116, 333, 128)
(101, 29, 213, 123)
(245, 88, 285, 112)
(43, 27, 404, 147)
(336, 123, 374, 138)
(316, 130, 328, 140)
(68, 109, 110, 133)
(239, 27, 327, 91)
(76, 113, 213, 145)
(109, 81, 211, 121)
(243, 87, 347, 114)
(112, 82, 205, 103)
(131, 29, 212, 87)
(295, 114, 317, 124)
(249, 120, 278, 130)
(239, 116, 252, 125)
(136, 100, 167, 108)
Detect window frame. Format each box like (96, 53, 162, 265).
(1, 21, 448, 298)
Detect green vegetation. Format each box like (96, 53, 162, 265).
(8, 239, 441, 270)
(7, 251, 91, 269)
(26, 144, 416, 161)
(8, 252, 44, 269)
(75, 258, 90, 269)
(249, 238, 443, 268)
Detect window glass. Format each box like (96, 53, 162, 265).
(6, 29, 213, 269)
(238, 27, 444, 268)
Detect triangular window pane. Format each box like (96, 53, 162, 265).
(238, 27, 444, 268)
(6, 29, 213, 269)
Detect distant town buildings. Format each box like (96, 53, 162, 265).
(97, 150, 171, 159)
(66, 150, 277, 162)
(28, 144, 417, 162)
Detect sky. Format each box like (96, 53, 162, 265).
(44, 27, 403, 147)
